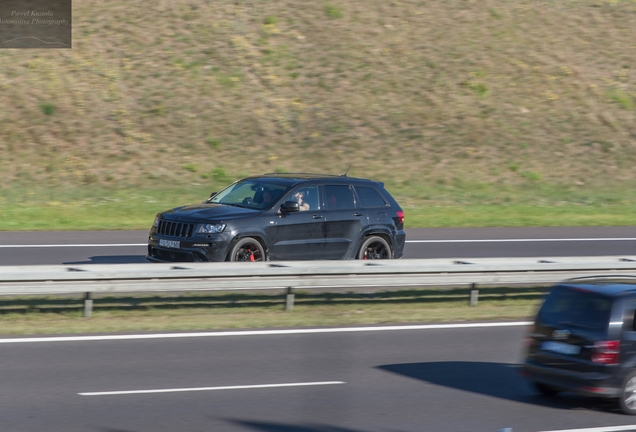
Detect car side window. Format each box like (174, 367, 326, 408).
(623, 303, 636, 332)
(324, 185, 355, 210)
(355, 186, 387, 208)
(287, 185, 320, 211)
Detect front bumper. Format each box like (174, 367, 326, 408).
(147, 233, 230, 262)
(522, 360, 622, 398)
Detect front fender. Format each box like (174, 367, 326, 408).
(228, 228, 271, 252)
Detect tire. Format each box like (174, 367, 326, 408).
(358, 236, 392, 260)
(618, 371, 636, 415)
(229, 237, 265, 262)
(533, 381, 560, 397)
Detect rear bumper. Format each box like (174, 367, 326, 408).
(394, 230, 406, 259)
(522, 360, 622, 398)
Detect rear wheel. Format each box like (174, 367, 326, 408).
(229, 237, 265, 262)
(358, 236, 392, 260)
(618, 372, 636, 415)
(533, 382, 560, 397)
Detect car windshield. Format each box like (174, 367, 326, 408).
(207, 179, 291, 210)
(537, 286, 613, 331)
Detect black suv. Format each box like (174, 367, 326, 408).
(147, 173, 405, 263)
(522, 276, 636, 414)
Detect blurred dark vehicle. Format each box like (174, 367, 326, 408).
(521, 276, 636, 414)
(147, 173, 405, 262)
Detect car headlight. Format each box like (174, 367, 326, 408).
(153, 217, 159, 228)
(198, 223, 226, 234)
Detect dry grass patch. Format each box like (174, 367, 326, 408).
(0, 0, 635, 203)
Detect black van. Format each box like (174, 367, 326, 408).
(521, 276, 636, 414)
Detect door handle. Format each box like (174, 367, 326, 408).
(312, 215, 323, 219)
(353, 212, 363, 217)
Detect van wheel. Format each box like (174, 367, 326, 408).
(533, 382, 559, 397)
(618, 372, 636, 415)
(358, 236, 392, 260)
(229, 237, 265, 262)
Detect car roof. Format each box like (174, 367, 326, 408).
(244, 173, 382, 185)
(558, 276, 636, 297)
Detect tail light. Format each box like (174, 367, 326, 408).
(524, 324, 538, 350)
(396, 210, 404, 225)
(592, 340, 620, 365)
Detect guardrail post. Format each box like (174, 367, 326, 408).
(469, 283, 478, 306)
(84, 292, 93, 318)
(286, 287, 295, 311)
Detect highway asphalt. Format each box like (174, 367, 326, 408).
(3, 323, 636, 432)
(0, 226, 635, 265)
(2, 227, 636, 431)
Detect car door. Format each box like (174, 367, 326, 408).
(321, 184, 367, 259)
(264, 185, 326, 260)
(353, 185, 390, 227)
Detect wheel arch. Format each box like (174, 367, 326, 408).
(358, 229, 394, 257)
(225, 231, 270, 261)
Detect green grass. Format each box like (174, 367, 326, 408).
(0, 286, 544, 335)
(1, 184, 635, 230)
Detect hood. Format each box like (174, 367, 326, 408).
(160, 203, 261, 222)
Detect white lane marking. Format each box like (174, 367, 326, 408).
(408, 238, 636, 243)
(0, 244, 146, 248)
(538, 426, 636, 432)
(0, 321, 532, 344)
(0, 238, 634, 248)
(79, 381, 345, 396)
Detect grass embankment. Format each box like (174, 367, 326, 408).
(0, 0, 635, 230)
(2, 185, 636, 230)
(0, 286, 545, 335)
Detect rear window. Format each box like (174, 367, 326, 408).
(355, 186, 387, 208)
(537, 286, 613, 331)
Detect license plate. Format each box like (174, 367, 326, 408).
(159, 239, 180, 249)
(541, 341, 581, 356)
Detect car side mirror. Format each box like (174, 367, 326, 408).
(281, 201, 300, 213)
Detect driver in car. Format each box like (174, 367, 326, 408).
(293, 190, 310, 211)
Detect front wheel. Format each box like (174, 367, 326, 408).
(229, 237, 265, 262)
(358, 236, 392, 260)
(618, 372, 636, 415)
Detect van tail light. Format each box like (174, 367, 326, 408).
(592, 340, 620, 365)
(524, 324, 538, 350)
(396, 210, 404, 225)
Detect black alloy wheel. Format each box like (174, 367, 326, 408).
(229, 237, 265, 262)
(358, 236, 392, 260)
(619, 371, 636, 415)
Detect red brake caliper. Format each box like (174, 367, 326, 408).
(249, 249, 255, 262)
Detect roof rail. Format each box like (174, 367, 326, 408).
(562, 275, 636, 284)
(262, 172, 340, 177)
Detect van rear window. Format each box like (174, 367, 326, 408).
(537, 286, 612, 331)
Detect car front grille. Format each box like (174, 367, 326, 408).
(157, 220, 195, 238)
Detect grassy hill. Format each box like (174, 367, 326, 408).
(1, 0, 636, 229)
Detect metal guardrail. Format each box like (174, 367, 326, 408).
(3, 256, 636, 296)
(3, 256, 636, 316)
